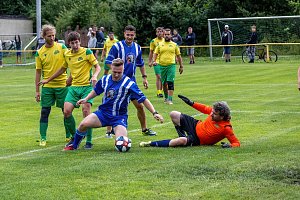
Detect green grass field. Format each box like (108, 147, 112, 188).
(0, 57, 299, 199)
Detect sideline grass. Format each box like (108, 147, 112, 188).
(0, 58, 299, 199)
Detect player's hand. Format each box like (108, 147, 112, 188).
(154, 113, 164, 123)
(38, 79, 48, 86)
(179, 66, 183, 74)
(35, 92, 40, 102)
(178, 94, 194, 106)
(221, 142, 231, 148)
(100, 57, 104, 62)
(76, 98, 87, 106)
(153, 61, 157, 66)
(90, 75, 97, 87)
(66, 76, 72, 87)
(143, 79, 148, 89)
(148, 61, 153, 68)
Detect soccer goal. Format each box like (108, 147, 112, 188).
(208, 15, 300, 60)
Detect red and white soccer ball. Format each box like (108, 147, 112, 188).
(115, 136, 132, 152)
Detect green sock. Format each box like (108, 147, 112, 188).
(164, 92, 168, 99)
(64, 118, 71, 138)
(86, 128, 92, 143)
(168, 95, 173, 101)
(40, 122, 48, 140)
(65, 115, 76, 138)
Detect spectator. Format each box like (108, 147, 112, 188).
(88, 31, 97, 57)
(221, 25, 233, 62)
(185, 27, 196, 64)
(172, 29, 182, 46)
(36, 32, 45, 50)
(0, 39, 3, 68)
(247, 25, 258, 63)
(95, 27, 105, 59)
(15, 35, 22, 64)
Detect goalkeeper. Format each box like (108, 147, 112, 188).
(140, 95, 240, 148)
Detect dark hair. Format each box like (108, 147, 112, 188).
(124, 25, 136, 32)
(67, 31, 80, 43)
(156, 27, 164, 31)
(112, 58, 124, 67)
(213, 101, 231, 121)
(109, 32, 114, 35)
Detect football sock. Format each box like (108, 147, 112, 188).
(40, 122, 48, 140)
(86, 128, 92, 143)
(73, 129, 87, 149)
(164, 92, 168, 99)
(175, 125, 186, 137)
(64, 115, 76, 137)
(168, 95, 173, 101)
(150, 139, 171, 147)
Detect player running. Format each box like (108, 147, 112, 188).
(105, 25, 157, 136)
(152, 28, 183, 105)
(63, 58, 164, 151)
(148, 27, 165, 98)
(40, 31, 101, 149)
(100, 32, 118, 75)
(35, 24, 72, 146)
(140, 95, 240, 148)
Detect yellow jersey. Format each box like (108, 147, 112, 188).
(35, 42, 68, 88)
(150, 37, 164, 63)
(103, 38, 119, 57)
(154, 41, 180, 66)
(64, 47, 98, 86)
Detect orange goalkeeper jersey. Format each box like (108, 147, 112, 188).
(192, 102, 240, 147)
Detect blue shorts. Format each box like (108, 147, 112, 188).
(94, 110, 128, 128)
(0, 52, 3, 60)
(224, 47, 231, 54)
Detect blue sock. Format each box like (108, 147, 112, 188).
(73, 129, 87, 149)
(150, 139, 171, 147)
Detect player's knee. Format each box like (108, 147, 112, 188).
(167, 81, 174, 90)
(82, 105, 91, 118)
(135, 103, 144, 111)
(78, 121, 88, 132)
(40, 107, 51, 123)
(63, 109, 72, 118)
(170, 111, 181, 124)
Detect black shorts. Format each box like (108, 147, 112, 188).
(180, 113, 200, 146)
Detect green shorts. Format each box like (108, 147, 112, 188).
(104, 58, 110, 71)
(154, 64, 161, 75)
(160, 64, 176, 84)
(41, 87, 68, 108)
(65, 86, 93, 108)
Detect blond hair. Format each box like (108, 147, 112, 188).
(42, 24, 56, 38)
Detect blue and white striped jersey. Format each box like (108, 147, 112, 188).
(105, 40, 144, 81)
(94, 74, 146, 117)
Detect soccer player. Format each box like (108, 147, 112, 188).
(105, 25, 157, 136)
(185, 27, 196, 64)
(63, 58, 164, 151)
(148, 27, 164, 98)
(152, 28, 183, 105)
(40, 31, 101, 149)
(100, 32, 119, 75)
(221, 25, 233, 62)
(35, 24, 72, 146)
(247, 25, 258, 63)
(140, 95, 240, 148)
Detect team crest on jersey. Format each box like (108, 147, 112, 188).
(126, 53, 135, 64)
(44, 54, 47, 57)
(78, 57, 83, 61)
(54, 50, 60, 55)
(106, 88, 116, 99)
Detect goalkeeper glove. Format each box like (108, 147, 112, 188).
(221, 142, 231, 148)
(178, 94, 194, 106)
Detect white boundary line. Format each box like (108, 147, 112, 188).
(1, 110, 299, 160)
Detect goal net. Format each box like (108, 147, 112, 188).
(208, 15, 300, 59)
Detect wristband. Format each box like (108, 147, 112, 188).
(152, 111, 158, 115)
(142, 75, 147, 78)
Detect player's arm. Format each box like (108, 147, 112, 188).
(178, 94, 212, 114)
(39, 67, 67, 86)
(152, 53, 158, 66)
(136, 48, 148, 89)
(77, 90, 97, 105)
(91, 63, 101, 87)
(139, 66, 148, 89)
(143, 99, 164, 123)
(176, 46, 183, 74)
(221, 127, 240, 148)
(35, 69, 42, 102)
(148, 41, 154, 67)
(105, 45, 117, 70)
(101, 43, 106, 62)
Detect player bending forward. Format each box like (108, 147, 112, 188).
(64, 58, 164, 151)
(140, 95, 240, 148)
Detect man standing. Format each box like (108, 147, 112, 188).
(96, 27, 105, 59)
(221, 25, 233, 62)
(101, 32, 119, 75)
(140, 95, 240, 148)
(153, 28, 183, 105)
(0, 39, 3, 68)
(148, 27, 164, 98)
(172, 29, 182, 46)
(185, 27, 196, 64)
(247, 25, 258, 63)
(63, 59, 164, 151)
(40, 31, 101, 149)
(105, 25, 157, 136)
(35, 24, 72, 146)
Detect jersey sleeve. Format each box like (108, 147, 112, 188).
(86, 49, 98, 66)
(192, 102, 212, 114)
(94, 77, 105, 95)
(35, 51, 42, 69)
(129, 82, 146, 103)
(224, 126, 240, 147)
(149, 40, 155, 51)
(136, 46, 144, 67)
(175, 45, 180, 56)
(105, 45, 118, 65)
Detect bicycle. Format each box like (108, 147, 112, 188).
(242, 45, 278, 63)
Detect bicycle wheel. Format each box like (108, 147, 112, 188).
(242, 50, 250, 63)
(263, 50, 278, 62)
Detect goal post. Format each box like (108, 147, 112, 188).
(208, 15, 300, 60)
